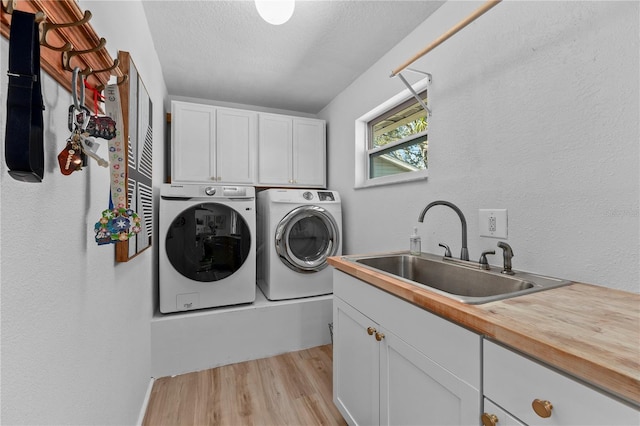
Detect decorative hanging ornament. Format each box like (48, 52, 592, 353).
(94, 207, 141, 245)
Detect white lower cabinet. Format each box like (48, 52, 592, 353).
(333, 270, 481, 426)
(333, 298, 380, 425)
(483, 340, 640, 426)
(379, 328, 480, 426)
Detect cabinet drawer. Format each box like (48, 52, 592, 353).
(483, 398, 525, 426)
(484, 340, 639, 425)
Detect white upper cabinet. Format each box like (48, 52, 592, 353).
(216, 107, 257, 184)
(258, 114, 326, 188)
(172, 101, 216, 183)
(171, 101, 257, 184)
(257, 114, 292, 185)
(292, 118, 326, 187)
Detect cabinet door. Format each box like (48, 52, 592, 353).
(172, 102, 216, 182)
(258, 114, 292, 185)
(216, 108, 257, 184)
(333, 297, 380, 426)
(293, 118, 326, 187)
(379, 330, 480, 426)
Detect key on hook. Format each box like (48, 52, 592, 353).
(80, 137, 108, 168)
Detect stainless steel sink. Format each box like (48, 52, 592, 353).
(346, 253, 572, 304)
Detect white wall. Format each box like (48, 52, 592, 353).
(0, 1, 167, 424)
(320, 1, 639, 293)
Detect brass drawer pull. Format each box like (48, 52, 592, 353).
(366, 326, 376, 335)
(481, 413, 499, 426)
(532, 399, 553, 418)
(375, 332, 385, 341)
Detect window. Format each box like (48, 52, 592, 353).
(354, 77, 430, 188)
(368, 89, 428, 179)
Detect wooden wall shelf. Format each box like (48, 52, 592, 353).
(1, 0, 124, 109)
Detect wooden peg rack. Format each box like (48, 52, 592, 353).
(1, 0, 125, 110)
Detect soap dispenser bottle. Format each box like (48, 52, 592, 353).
(410, 227, 421, 255)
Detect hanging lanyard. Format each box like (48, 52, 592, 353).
(93, 84, 141, 245)
(104, 84, 127, 209)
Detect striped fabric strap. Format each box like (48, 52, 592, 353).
(104, 84, 127, 209)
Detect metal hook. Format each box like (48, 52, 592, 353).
(82, 58, 119, 77)
(40, 26, 73, 52)
(116, 74, 128, 86)
(1, 0, 16, 14)
(3, 0, 46, 22)
(62, 37, 107, 72)
(39, 10, 92, 52)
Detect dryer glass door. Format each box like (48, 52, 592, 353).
(275, 205, 339, 272)
(165, 203, 251, 282)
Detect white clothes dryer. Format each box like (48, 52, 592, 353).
(159, 184, 256, 313)
(257, 188, 342, 300)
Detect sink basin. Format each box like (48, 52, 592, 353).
(347, 253, 572, 304)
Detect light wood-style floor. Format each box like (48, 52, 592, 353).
(143, 344, 347, 426)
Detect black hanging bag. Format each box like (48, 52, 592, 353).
(4, 10, 45, 182)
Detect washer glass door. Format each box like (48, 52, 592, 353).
(275, 205, 339, 272)
(165, 203, 251, 282)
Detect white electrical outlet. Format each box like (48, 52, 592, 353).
(479, 209, 508, 238)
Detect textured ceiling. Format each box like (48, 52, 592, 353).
(142, 0, 444, 114)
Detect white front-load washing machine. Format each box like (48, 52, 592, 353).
(159, 184, 256, 313)
(257, 188, 342, 300)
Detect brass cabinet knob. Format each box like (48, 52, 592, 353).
(481, 413, 499, 426)
(532, 399, 553, 418)
(366, 327, 376, 335)
(375, 332, 385, 341)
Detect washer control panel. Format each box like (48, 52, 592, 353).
(318, 191, 335, 202)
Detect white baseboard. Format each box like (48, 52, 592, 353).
(136, 377, 155, 426)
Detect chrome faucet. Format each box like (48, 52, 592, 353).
(497, 242, 514, 275)
(418, 201, 469, 261)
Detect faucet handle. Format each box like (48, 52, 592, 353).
(479, 250, 495, 270)
(438, 243, 452, 258)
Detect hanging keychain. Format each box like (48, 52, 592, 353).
(58, 68, 85, 174)
(58, 68, 109, 174)
(79, 79, 117, 140)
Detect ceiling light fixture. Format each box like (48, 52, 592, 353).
(255, 0, 295, 25)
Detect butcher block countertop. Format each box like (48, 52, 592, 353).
(328, 254, 640, 407)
